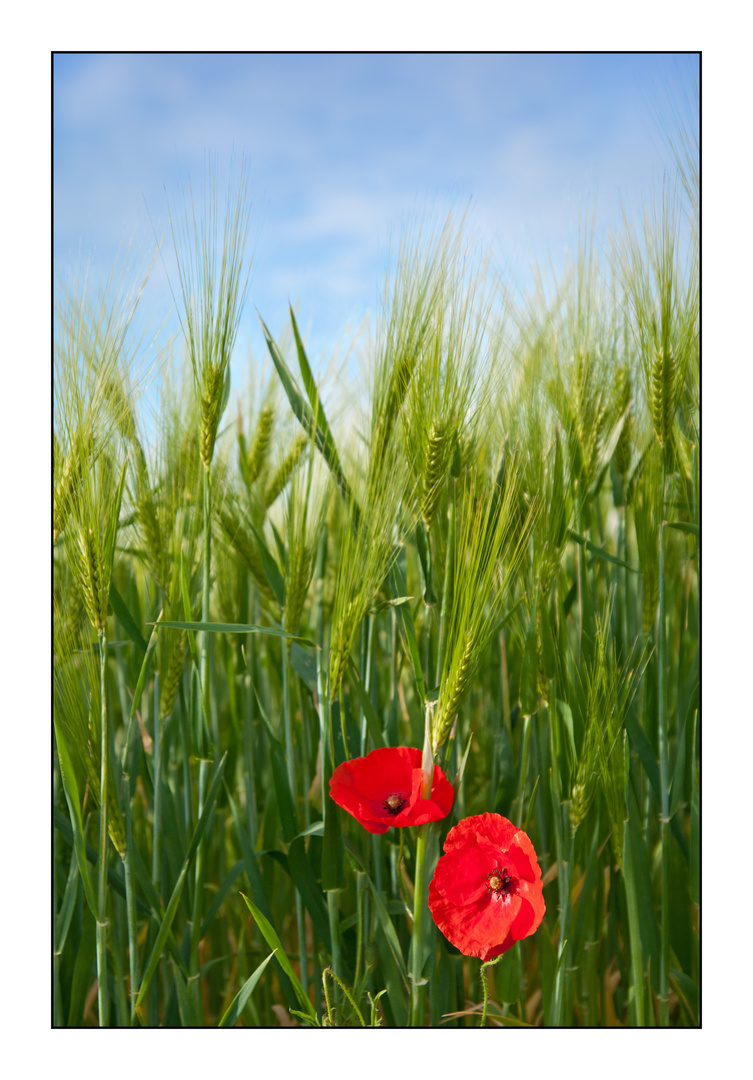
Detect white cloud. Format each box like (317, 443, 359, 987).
(54, 53, 695, 392)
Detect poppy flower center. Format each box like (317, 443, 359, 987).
(486, 867, 517, 899)
(383, 792, 408, 815)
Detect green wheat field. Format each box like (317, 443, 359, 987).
(53, 100, 699, 1028)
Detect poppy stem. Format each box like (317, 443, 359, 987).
(322, 964, 336, 1026)
(409, 822, 429, 1026)
(479, 954, 503, 1027)
(321, 967, 366, 1027)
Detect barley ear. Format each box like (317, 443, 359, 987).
(329, 596, 365, 702)
(421, 417, 448, 530)
(54, 447, 83, 544)
(74, 525, 106, 634)
(160, 630, 188, 719)
(285, 542, 315, 638)
(217, 499, 274, 599)
(432, 630, 475, 752)
(247, 403, 275, 485)
(650, 345, 676, 448)
(200, 362, 224, 471)
(265, 434, 308, 508)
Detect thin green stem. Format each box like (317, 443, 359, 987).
(327, 890, 342, 982)
(576, 491, 584, 665)
(201, 467, 212, 742)
(552, 814, 574, 1026)
(409, 822, 429, 1026)
(152, 672, 162, 895)
(620, 505, 629, 656)
(281, 627, 298, 799)
(409, 710, 434, 1027)
(123, 796, 139, 1022)
(479, 954, 503, 1027)
(96, 627, 110, 1027)
(321, 967, 366, 1027)
(353, 872, 366, 998)
(282, 621, 308, 995)
(110, 897, 130, 1026)
(657, 449, 670, 1026)
(322, 962, 336, 1025)
(623, 825, 645, 1026)
(244, 595, 259, 846)
(190, 464, 213, 1020)
(517, 715, 532, 825)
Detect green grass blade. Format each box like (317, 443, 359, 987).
(53, 810, 151, 915)
(669, 967, 699, 1026)
(185, 753, 228, 865)
(134, 754, 227, 1012)
(180, 551, 199, 665)
(240, 892, 316, 1019)
(319, 690, 346, 892)
(567, 528, 639, 573)
(225, 787, 299, 1012)
(245, 518, 286, 607)
(171, 958, 202, 1027)
(120, 615, 161, 769)
(519, 599, 539, 717)
(366, 875, 408, 985)
(495, 943, 523, 1004)
(201, 860, 244, 936)
(153, 619, 315, 647)
(135, 861, 189, 1011)
(255, 691, 299, 842)
(665, 521, 699, 536)
(347, 657, 386, 748)
(259, 310, 355, 513)
(623, 805, 646, 1025)
(54, 841, 81, 957)
(53, 718, 98, 916)
(218, 950, 277, 1027)
(289, 304, 348, 484)
(109, 581, 148, 653)
(625, 798, 661, 992)
(287, 837, 332, 952)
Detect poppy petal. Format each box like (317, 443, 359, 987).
(428, 812, 545, 960)
(329, 746, 453, 833)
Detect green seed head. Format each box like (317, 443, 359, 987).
(650, 345, 676, 449)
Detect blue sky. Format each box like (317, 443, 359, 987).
(53, 53, 698, 390)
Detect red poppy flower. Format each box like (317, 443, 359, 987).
(329, 746, 454, 835)
(428, 812, 545, 961)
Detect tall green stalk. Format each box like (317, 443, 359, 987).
(190, 465, 213, 1019)
(551, 805, 573, 1026)
(201, 469, 212, 733)
(657, 450, 670, 1026)
(281, 624, 308, 995)
(409, 822, 429, 1026)
(409, 710, 434, 1026)
(152, 672, 162, 895)
(623, 821, 645, 1026)
(123, 793, 139, 1022)
(96, 627, 110, 1026)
